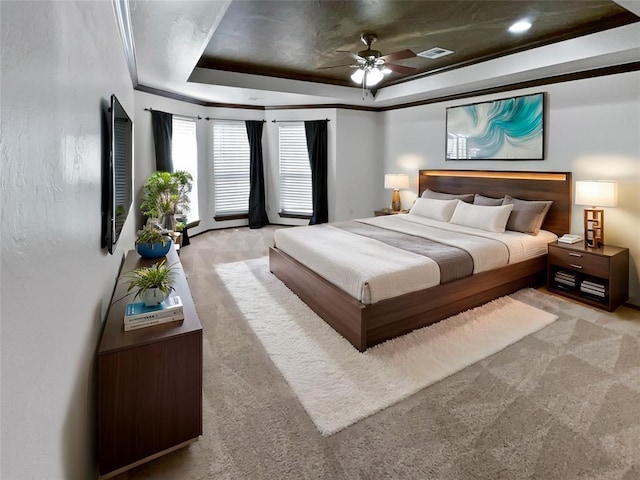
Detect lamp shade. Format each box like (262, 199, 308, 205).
(350, 68, 365, 84)
(365, 68, 384, 87)
(384, 174, 409, 190)
(351, 66, 390, 86)
(575, 181, 618, 207)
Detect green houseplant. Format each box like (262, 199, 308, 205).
(135, 223, 172, 259)
(140, 170, 193, 230)
(125, 259, 176, 306)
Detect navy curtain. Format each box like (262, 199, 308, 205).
(246, 120, 270, 228)
(150, 110, 173, 172)
(305, 120, 329, 225)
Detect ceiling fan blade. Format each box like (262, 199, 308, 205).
(381, 49, 416, 62)
(317, 63, 356, 70)
(384, 63, 417, 75)
(336, 49, 363, 61)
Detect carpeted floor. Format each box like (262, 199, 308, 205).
(130, 226, 640, 480)
(216, 256, 557, 436)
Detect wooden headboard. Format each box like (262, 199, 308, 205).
(418, 170, 572, 236)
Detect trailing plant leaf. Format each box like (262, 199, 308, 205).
(124, 259, 177, 301)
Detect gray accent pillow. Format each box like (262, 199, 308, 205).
(502, 195, 553, 235)
(421, 188, 474, 203)
(474, 194, 504, 206)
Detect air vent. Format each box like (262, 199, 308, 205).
(417, 47, 454, 59)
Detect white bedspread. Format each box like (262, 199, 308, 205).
(273, 216, 556, 305)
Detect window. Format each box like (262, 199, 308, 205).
(171, 116, 199, 222)
(212, 121, 250, 217)
(279, 123, 312, 216)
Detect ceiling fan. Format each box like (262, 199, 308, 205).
(320, 33, 417, 88)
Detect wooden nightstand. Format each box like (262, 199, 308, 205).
(547, 241, 629, 311)
(374, 208, 409, 216)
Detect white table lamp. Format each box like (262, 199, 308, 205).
(384, 174, 409, 211)
(575, 180, 618, 248)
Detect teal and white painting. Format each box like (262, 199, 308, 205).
(446, 93, 544, 160)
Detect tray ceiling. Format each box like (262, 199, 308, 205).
(197, 0, 638, 88)
(129, 0, 640, 107)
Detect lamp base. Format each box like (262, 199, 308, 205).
(391, 189, 401, 212)
(584, 208, 604, 248)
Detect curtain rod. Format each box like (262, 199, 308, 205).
(204, 117, 266, 122)
(271, 118, 331, 123)
(144, 107, 201, 120)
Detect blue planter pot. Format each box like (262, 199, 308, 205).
(136, 240, 172, 259)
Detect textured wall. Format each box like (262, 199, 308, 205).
(1, 1, 134, 478)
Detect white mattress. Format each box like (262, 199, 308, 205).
(273, 215, 556, 305)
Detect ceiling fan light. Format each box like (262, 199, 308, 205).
(366, 67, 384, 86)
(351, 68, 365, 84)
(381, 67, 392, 74)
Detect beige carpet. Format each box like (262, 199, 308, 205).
(129, 226, 640, 480)
(216, 257, 558, 436)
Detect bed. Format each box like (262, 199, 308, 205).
(269, 170, 572, 351)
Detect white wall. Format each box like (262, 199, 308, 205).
(382, 72, 640, 305)
(334, 109, 383, 220)
(1, 1, 135, 478)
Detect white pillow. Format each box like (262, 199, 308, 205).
(409, 198, 459, 222)
(449, 201, 514, 233)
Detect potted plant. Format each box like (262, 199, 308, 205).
(140, 170, 193, 231)
(124, 259, 176, 306)
(135, 223, 172, 259)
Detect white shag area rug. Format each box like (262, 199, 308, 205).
(216, 257, 558, 436)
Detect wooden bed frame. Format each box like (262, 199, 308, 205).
(269, 170, 572, 351)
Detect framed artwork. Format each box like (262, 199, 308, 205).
(446, 92, 545, 160)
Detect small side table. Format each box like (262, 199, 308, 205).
(375, 208, 409, 216)
(547, 241, 629, 311)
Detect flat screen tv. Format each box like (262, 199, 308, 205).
(102, 94, 133, 254)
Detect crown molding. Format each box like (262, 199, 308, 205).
(136, 61, 640, 113)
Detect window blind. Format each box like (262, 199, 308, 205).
(171, 116, 199, 222)
(279, 123, 312, 216)
(212, 121, 250, 216)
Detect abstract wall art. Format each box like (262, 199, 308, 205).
(446, 92, 545, 160)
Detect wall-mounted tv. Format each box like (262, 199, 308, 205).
(102, 94, 133, 254)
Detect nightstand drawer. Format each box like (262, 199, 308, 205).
(548, 247, 609, 277)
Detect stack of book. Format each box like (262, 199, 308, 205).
(554, 270, 577, 290)
(580, 279, 608, 301)
(124, 295, 184, 331)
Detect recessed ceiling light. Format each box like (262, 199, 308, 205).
(509, 20, 532, 34)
